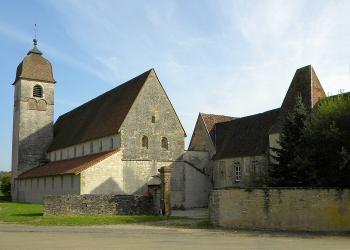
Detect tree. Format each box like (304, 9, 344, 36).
(269, 96, 309, 186)
(0, 172, 11, 197)
(300, 93, 350, 187)
(269, 93, 350, 188)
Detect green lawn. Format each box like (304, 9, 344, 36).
(0, 201, 178, 226)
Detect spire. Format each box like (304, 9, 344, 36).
(27, 24, 42, 55)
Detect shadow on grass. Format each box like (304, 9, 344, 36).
(0, 196, 11, 202)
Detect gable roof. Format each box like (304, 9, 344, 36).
(214, 108, 280, 159)
(201, 113, 236, 142)
(17, 150, 117, 179)
(48, 69, 152, 151)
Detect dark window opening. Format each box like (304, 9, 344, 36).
(33, 85, 43, 98)
(142, 136, 149, 149)
(152, 116, 156, 123)
(161, 137, 168, 150)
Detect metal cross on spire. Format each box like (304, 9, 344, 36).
(27, 24, 42, 55)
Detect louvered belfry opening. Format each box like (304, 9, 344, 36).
(33, 85, 43, 98)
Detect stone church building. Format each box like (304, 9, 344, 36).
(11, 39, 344, 209)
(11, 40, 210, 206)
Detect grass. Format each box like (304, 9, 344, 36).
(0, 201, 180, 226)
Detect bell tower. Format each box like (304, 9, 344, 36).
(11, 39, 56, 200)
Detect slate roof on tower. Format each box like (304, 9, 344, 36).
(13, 40, 55, 84)
(269, 65, 326, 133)
(48, 69, 152, 151)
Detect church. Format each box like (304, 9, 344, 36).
(11, 39, 345, 209)
(11, 40, 211, 206)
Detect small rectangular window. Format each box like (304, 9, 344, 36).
(110, 138, 114, 149)
(152, 116, 156, 123)
(251, 160, 259, 178)
(234, 162, 241, 183)
(161, 137, 168, 150)
(90, 142, 93, 153)
(219, 161, 226, 178)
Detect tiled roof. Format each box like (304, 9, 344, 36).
(14, 50, 56, 84)
(270, 65, 326, 133)
(214, 108, 280, 159)
(17, 150, 117, 179)
(48, 69, 152, 151)
(201, 113, 236, 142)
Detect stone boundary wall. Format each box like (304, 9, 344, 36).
(44, 194, 154, 216)
(209, 188, 350, 232)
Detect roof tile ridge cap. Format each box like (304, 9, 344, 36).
(55, 149, 119, 163)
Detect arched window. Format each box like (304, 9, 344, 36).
(33, 85, 43, 98)
(161, 137, 168, 150)
(142, 136, 148, 149)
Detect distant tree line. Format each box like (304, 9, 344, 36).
(0, 171, 11, 197)
(269, 93, 350, 188)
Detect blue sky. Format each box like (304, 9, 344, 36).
(1, 0, 349, 171)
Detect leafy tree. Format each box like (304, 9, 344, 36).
(300, 93, 350, 187)
(0, 172, 11, 197)
(269, 93, 350, 188)
(269, 96, 309, 186)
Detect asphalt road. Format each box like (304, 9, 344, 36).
(1, 223, 350, 250)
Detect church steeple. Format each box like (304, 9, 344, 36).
(13, 38, 55, 85)
(11, 36, 56, 201)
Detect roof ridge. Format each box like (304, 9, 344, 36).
(57, 69, 152, 120)
(201, 113, 236, 118)
(220, 108, 280, 125)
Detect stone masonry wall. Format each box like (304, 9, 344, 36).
(44, 194, 154, 216)
(120, 70, 184, 162)
(209, 188, 350, 232)
(213, 155, 268, 189)
(188, 116, 215, 157)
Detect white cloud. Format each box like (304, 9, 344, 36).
(25, 1, 350, 142)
